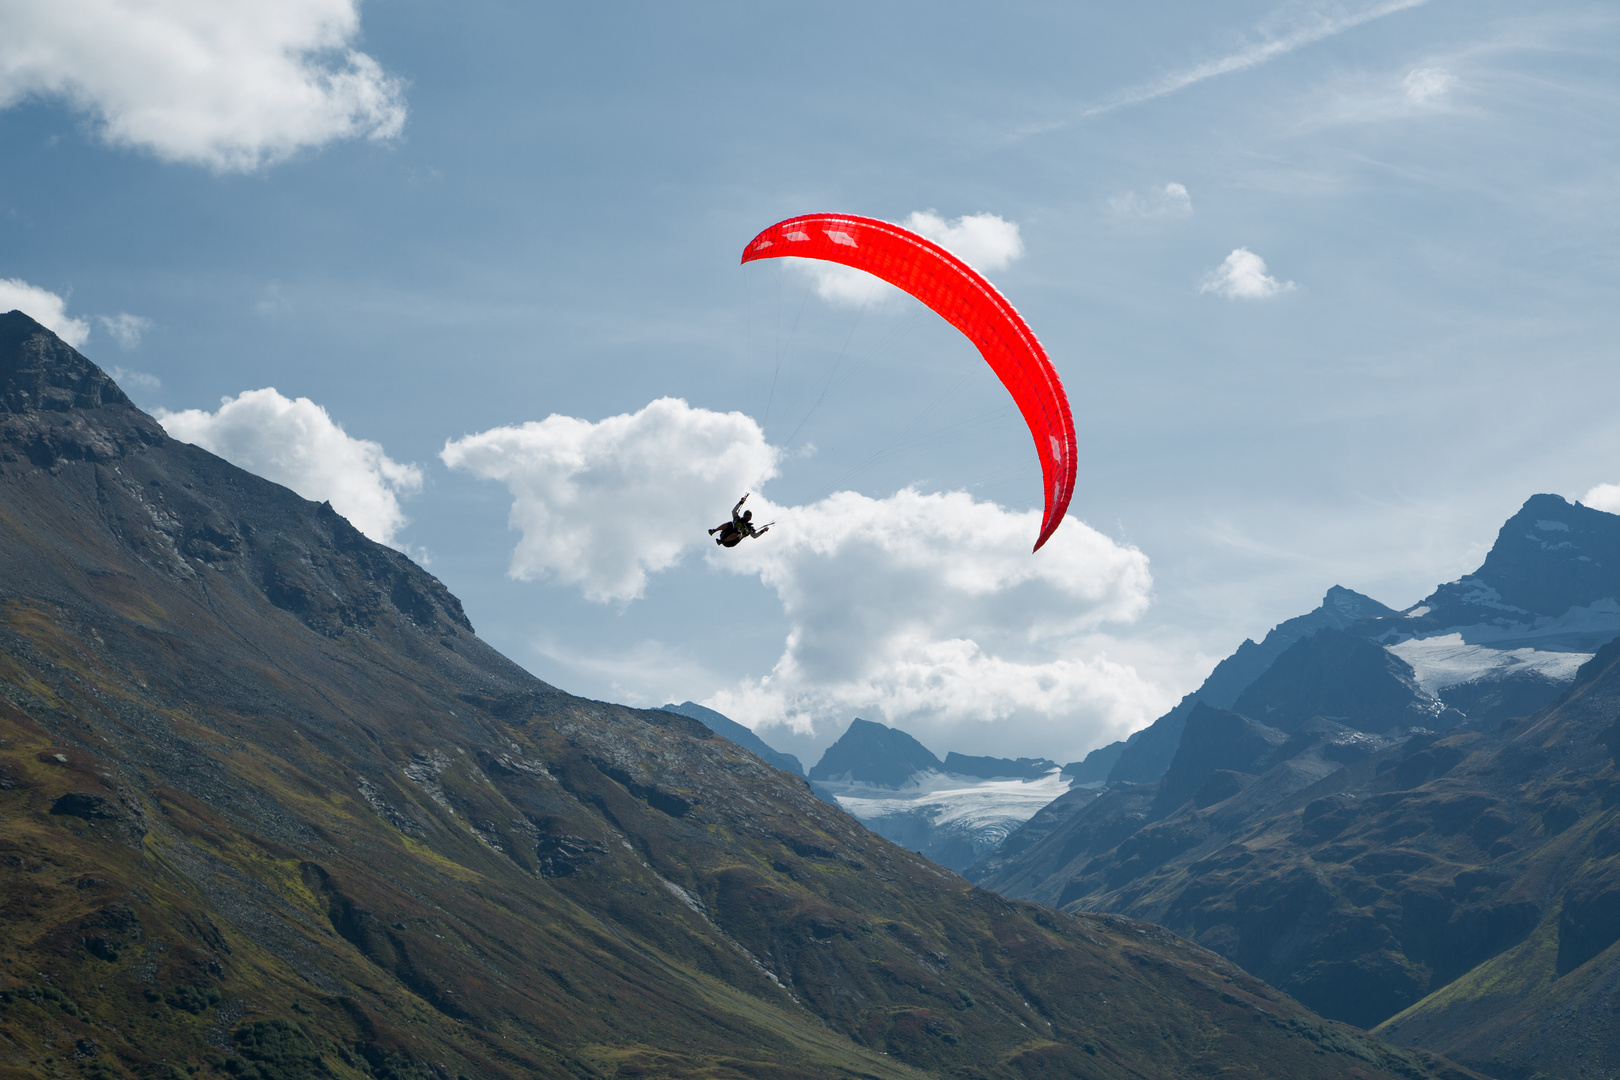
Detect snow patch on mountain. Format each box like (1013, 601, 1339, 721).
(815, 768, 1072, 870)
(1385, 599, 1620, 694)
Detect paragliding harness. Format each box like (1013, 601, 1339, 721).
(710, 494, 773, 548)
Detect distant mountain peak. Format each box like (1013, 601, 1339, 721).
(1104, 584, 1396, 785)
(808, 718, 942, 786)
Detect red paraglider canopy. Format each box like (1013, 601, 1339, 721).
(742, 213, 1077, 552)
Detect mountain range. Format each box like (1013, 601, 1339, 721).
(969, 492, 1620, 1079)
(0, 310, 1481, 1079)
(803, 719, 1068, 872)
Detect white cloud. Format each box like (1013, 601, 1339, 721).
(796, 211, 1025, 308)
(441, 397, 781, 603)
(0, 278, 90, 347)
(98, 312, 152, 350)
(448, 397, 1164, 752)
(1582, 483, 1620, 515)
(705, 488, 1160, 750)
(156, 388, 422, 548)
(1402, 67, 1456, 106)
(1110, 182, 1194, 218)
(0, 0, 406, 171)
(1199, 248, 1296, 300)
(903, 210, 1024, 272)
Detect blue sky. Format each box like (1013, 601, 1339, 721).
(4, 0, 1618, 766)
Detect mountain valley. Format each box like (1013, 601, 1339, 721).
(0, 311, 1485, 1079)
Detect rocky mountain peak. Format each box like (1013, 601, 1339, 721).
(1103, 585, 1396, 785)
(1385, 495, 1620, 634)
(808, 717, 942, 786)
(0, 310, 167, 469)
(0, 310, 131, 412)
(1472, 493, 1620, 616)
(0, 313, 473, 642)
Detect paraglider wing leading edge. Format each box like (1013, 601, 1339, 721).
(741, 213, 1077, 551)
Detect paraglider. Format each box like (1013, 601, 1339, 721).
(741, 213, 1077, 552)
(709, 493, 772, 548)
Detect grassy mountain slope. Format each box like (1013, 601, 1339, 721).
(0, 311, 1479, 1080)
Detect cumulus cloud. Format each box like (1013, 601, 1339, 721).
(0, 0, 406, 171)
(156, 389, 422, 548)
(797, 211, 1024, 308)
(0, 278, 90, 347)
(441, 398, 780, 603)
(705, 488, 1159, 746)
(905, 210, 1024, 271)
(1199, 248, 1296, 300)
(1110, 182, 1193, 218)
(98, 313, 152, 350)
(449, 397, 1163, 751)
(1582, 483, 1620, 515)
(1402, 67, 1456, 106)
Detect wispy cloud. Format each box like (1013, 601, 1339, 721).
(1110, 182, 1194, 219)
(1093, 0, 1429, 115)
(1020, 0, 1429, 135)
(109, 366, 161, 394)
(98, 312, 152, 350)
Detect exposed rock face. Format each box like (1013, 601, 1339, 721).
(1416, 494, 1620, 627)
(0, 313, 1471, 1080)
(1229, 627, 1450, 734)
(1106, 586, 1397, 784)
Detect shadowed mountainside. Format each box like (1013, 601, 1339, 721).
(974, 631, 1620, 1078)
(0, 311, 1483, 1079)
(1102, 587, 1397, 785)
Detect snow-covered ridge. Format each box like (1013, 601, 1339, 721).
(821, 768, 1071, 828)
(814, 768, 1073, 870)
(1386, 599, 1620, 694)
